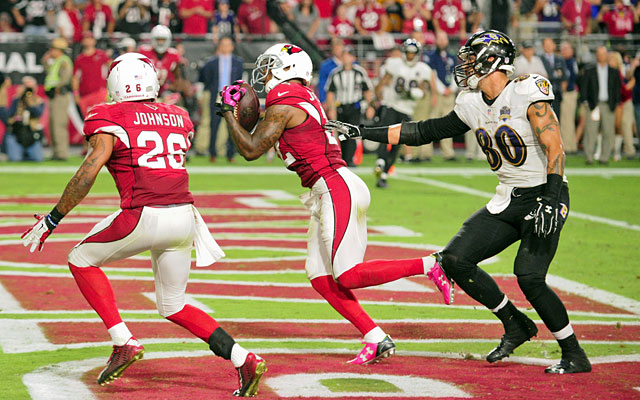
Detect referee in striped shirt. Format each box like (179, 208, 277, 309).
(325, 47, 375, 166)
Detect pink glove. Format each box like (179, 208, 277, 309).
(218, 81, 246, 112)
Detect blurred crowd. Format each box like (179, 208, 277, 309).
(0, 0, 638, 44)
(0, 0, 639, 164)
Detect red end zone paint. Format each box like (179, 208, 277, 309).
(87, 354, 640, 400)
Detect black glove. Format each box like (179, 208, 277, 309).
(525, 174, 563, 238)
(324, 120, 361, 141)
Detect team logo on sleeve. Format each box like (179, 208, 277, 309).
(499, 106, 511, 121)
(513, 74, 529, 83)
(535, 79, 550, 95)
(281, 44, 302, 55)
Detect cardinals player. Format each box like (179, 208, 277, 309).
(217, 44, 450, 365)
(21, 53, 267, 396)
(138, 25, 183, 98)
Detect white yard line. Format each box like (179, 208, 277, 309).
(395, 174, 640, 232)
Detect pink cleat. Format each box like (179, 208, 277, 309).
(233, 353, 267, 397)
(97, 337, 145, 386)
(347, 335, 396, 365)
(427, 252, 455, 305)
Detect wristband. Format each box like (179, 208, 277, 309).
(48, 207, 65, 226)
(543, 174, 563, 202)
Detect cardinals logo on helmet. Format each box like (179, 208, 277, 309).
(281, 44, 302, 55)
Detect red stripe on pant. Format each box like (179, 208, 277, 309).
(325, 175, 351, 263)
(82, 207, 143, 245)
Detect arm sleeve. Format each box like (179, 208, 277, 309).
(361, 111, 470, 145)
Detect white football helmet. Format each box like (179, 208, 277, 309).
(107, 53, 159, 103)
(151, 25, 172, 54)
(251, 43, 313, 93)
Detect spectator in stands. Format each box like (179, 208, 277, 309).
(354, 0, 389, 36)
(178, 0, 213, 35)
(328, 4, 355, 41)
(315, 0, 336, 36)
(402, 0, 433, 38)
(598, 0, 634, 49)
(318, 38, 344, 105)
(609, 51, 636, 161)
(383, 0, 405, 33)
(237, 0, 274, 35)
(463, 0, 482, 33)
(480, 0, 515, 35)
(424, 31, 458, 161)
(0, 12, 16, 33)
(150, 0, 182, 33)
(198, 36, 243, 163)
(540, 38, 565, 120)
(325, 46, 375, 166)
(515, 0, 543, 41)
(43, 37, 73, 161)
(116, 0, 150, 35)
(3, 76, 44, 162)
(560, 41, 579, 154)
(291, 0, 320, 40)
(514, 40, 547, 77)
(432, 0, 466, 42)
(212, 0, 238, 41)
(83, 0, 115, 39)
(538, 0, 563, 35)
(13, 0, 55, 35)
(561, 0, 591, 36)
(73, 32, 110, 117)
(57, 0, 82, 44)
(582, 46, 621, 164)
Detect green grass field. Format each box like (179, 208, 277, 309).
(0, 153, 639, 399)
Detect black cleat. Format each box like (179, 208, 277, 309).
(545, 347, 592, 374)
(376, 178, 388, 188)
(486, 312, 538, 363)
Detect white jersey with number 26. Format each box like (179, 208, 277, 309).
(454, 74, 555, 188)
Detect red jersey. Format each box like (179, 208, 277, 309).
(178, 0, 213, 35)
(237, 0, 271, 34)
(74, 49, 110, 97)
(603, 6, 634, 37)
(138, 45, 181, 92)
(83, 4, 114, 35)
(355, 4, 386, 33)
(328, 17, 355, 38)
(433, 0, 464, 35)
(266, 82, 346, 188)
(83, 102, 194, 209)
(560, 0, 591, 35)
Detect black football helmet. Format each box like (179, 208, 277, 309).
(402, 38, 421, 66)
(453, 30, 516, 89)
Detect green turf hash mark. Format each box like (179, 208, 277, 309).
(320, 378, 402, 393)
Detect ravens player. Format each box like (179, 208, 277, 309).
(373, 38, 437, 188)
(327, 30, 592, 374)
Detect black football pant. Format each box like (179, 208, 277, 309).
(376, 107, 411, 174)
(439, 183, 571, 333)
(337, 104, 361, 166)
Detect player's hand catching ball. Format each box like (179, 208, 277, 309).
(216, 80, 246, 116)
(325, 120, 361, 141)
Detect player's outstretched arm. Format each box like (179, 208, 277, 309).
(223, 104, 293, 161)
(328, 111, 469, 146)
(22, 133, 113, 252)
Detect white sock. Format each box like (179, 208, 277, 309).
(422, 256, 435, 274)
(108, 322, 134, 346)
(552, 324, 574, 340)
(363, 326, 386, 343)
(230, 343, 250, 368)
(490, 295, 509, 313)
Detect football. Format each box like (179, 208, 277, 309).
(234, 82, 260, 132)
